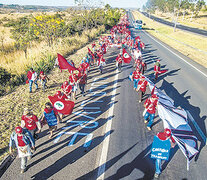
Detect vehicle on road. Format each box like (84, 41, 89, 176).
(133, 20, 143, 29)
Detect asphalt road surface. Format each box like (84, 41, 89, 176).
(1, 12, 207, 180)
(141, 11, 207, 37)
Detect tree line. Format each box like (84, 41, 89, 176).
(143, 0, 206, 18)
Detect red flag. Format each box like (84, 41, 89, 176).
(57, 53, 77, 72)
(158, 70, 168, 74)
(151, 85, 156, 95)
(48, 95, 75, 115)
(122, 48, 132, 63)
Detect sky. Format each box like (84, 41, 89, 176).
(0, 0, 207, 9)
(0, 0, 148, 9)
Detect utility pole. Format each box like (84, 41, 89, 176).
(174, 0, 182, 32)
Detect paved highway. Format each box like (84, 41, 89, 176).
(1, 11, 207, 180)
(141, 12, 207, 37)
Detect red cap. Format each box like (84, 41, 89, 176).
(64, 81, 68, 85)
(40, 71, 44, 75)
(151, 94, 158, 99)
(157, 132, 167, 140)
(15, 126, 23, 134)
(56, 91, 61, 96)
(164, 128, 171, 137)
(157, 60, 160, 62)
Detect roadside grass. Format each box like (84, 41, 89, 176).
(133, 11, 207, 68)
(0, 29, 108, 161)
(0, 25, 106, 161)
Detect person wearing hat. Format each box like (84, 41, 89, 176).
(143, 94, 158, 130)
(9, 126, 35, 173)
(136, 76, 148, 102)
(21, 108, 41, 139)
(154, 60, 161, 81)
(154, 128, 176, 178)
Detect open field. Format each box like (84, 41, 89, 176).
(133, 11, 207, 68)
(153, 10, 207, 30)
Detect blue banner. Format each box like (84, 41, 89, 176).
(151, 135, 171, 160)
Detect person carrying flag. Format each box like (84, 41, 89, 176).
(153, 128, 176, 178)
(143, 94, 158, 130)
(61, 81, 72, 99)
(55, 90, 71, 120)
(115, 53, 122, 72)
(136, 76, 148, 102)
(40, 102, 60, 139)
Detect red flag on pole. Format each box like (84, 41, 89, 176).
(122, 48, 132, 63)
(48, 95, 75, 115)
(57, 53, 77, 72)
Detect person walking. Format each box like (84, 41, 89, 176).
(61, 81, 72, 99)
(39, 71, 49, 91)
(136, 76, 148, 102)
(143, 94, 158, 130)
(40, 102, 60, 139)
(131, 68, 141, 90)
(9, 126, 35, 173)
(27, 68, 38, 93)
(115, 53, 122, 72)
(78, 71, 87, 96)
(154, 60, 161, 81)
(21, 108, 41, 139)
(152, 128, 176, 178)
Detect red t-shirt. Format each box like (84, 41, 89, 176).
(61, 84, 72, 95)
(55, 93, 68, 100)
(44, 107, 58, 115)
(69, 74, 77, 84)
(116, 55, 122, 64)
(17, 135, 26, 147)
(154, 64, 160, 72)
(144, 98, 158, 114)
(132, 71, 141, 79)
(21, 115, 38, 130)
(138, 80, 148, 92)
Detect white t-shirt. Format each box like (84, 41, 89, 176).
(134, 50, 142, 59)
(31, 72, 37, 81)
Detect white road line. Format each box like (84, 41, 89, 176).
(143, 30, 207, 78)
(97, 69, 119, 180)
(186, 110, 206, 144)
